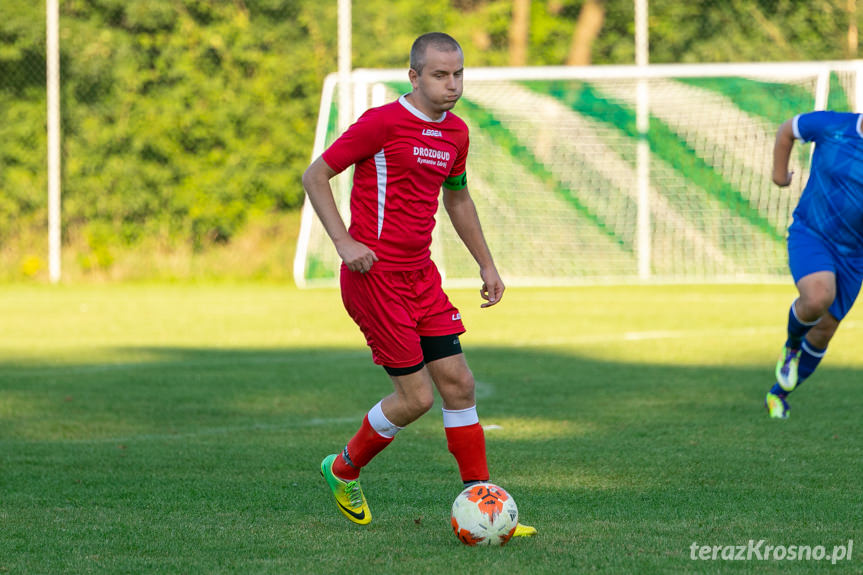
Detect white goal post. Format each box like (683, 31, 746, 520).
(294, 61, 863, 288)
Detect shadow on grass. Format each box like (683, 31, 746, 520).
(1, 346, 861, 574)
(0, 343, 859, 443)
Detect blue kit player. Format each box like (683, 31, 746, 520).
(766, 111, 863, 419)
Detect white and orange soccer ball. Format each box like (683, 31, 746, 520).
(450, 483, 518, 546)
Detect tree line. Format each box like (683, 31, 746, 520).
(0, 0, 859, 267)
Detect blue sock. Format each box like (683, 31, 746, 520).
(785, 299, 820, 349)
(797, 340, 826, 384)
(771, 340, 827, 399)
(769, 383, 788, 399)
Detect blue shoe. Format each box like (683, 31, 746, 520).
(775, 346, 802, 392)
(765, 389, 790, 419)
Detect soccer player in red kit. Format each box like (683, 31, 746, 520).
(303, 32, 535, 537)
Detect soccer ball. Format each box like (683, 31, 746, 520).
(450, 483, 518, 546)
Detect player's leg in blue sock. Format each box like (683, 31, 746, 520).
(776, 299, 821, 391)
(766, 334, 829, 419)
(796, 339, 826, 385)
(786, 298, 821, 349)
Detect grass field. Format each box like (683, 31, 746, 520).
(1, 282, 861, 574)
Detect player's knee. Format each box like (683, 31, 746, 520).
(410, 390, 435, 415)
(799, 290, 834, 317)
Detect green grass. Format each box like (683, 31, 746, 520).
(1, 283, 861, 574)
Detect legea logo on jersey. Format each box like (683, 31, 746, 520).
(422, 128, 443, 137)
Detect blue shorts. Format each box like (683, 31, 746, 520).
(787, 221, 863, 321)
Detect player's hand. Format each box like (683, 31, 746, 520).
(336, 237, 378, 273)
(479, 266, 504, 308)
(773, 171, 793, 187)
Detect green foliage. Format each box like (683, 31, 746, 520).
(0, 0, 46, 97)
(0, 0, 47, 245)
(1, 1, 328, 263)
(1, 0, 861, 277)
(644, 0, 857, 63)
(56, 1, 320, 252)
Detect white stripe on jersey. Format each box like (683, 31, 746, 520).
(374, 149, 387, 238)
(792, 114, 803, 140)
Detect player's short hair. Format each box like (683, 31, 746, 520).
(410, 32, 462, 75)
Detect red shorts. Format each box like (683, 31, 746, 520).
(340, 262, 465, 368)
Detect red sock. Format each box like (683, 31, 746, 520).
(331, 415, 394, 480)
(445, 423, 489, 483)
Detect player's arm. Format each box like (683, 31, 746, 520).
(302, 156, 378, 273)
(772, 118, 796, 187)
(442, 185, 504, 307)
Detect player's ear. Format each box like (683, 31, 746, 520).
(408, 68, 419, 89)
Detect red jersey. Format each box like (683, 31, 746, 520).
(322, 95, 469, 270)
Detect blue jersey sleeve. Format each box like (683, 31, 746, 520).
(794, 111, 859, 144)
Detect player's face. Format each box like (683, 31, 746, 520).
(410, 47, 464, 119)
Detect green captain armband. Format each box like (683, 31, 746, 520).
(443, 172, 468, 191)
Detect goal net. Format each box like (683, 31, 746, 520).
(294, 61, 863, 288)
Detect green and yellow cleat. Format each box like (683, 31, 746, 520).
(765, 390, 790, 419)
(775, 346, 802, 392)
(513, 522, 537, 537)
(320, 454, 372, 525)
